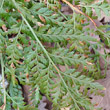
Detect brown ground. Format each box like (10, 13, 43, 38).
(91, 70, 110, 110)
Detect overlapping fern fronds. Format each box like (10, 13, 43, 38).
(0, 0, 110, 110)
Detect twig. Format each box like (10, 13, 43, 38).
(62, 0, 110, 42)
(62, 0, 97, 28)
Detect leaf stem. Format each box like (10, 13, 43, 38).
(58, 10, 68, 20)
(12, 0, 80, 108)
(62, 0, 97, 28)
(5, 92, 19, 105)
(0, 53, 6, 110)
(0, 0, 5, 10)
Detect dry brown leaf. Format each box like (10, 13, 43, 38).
(53, 6, 58, 9)
(81, 19, 85, 24)
(61, 107, 70, 110)
(94, 103, 99, 106)
(10, 62, 16, 68)
(2, 24, 7, 32)
(32, 15, 34, 18)
(5, 9, 9, 12)
(79, 41, 84, 45)
(79, 86, 84, 93)
(0, 104, 5, 109)
(39, 15, 46, 23)
(9, 38, 14, 42)
(44, 0, 47, 4)
(66, 38, 71, 40)
(59, 65, 66, 72)
(16, 60, 23, 64)
(74, 46, 77, 49)
(17, 44, 23, 50)
(17, 9, 22, 13)
(84, 54, 88, 58)
(103, 88, 106, 90)
(37, 22, 44, 27)
(84, 66, 87, 69)
(17, 19, 21, 22)
(86, 61, 93, 65)
(24, 0, 30, 2)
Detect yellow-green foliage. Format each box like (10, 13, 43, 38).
(0, 0, 110, 109)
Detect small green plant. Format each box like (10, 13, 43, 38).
(0, 0, 110, 109)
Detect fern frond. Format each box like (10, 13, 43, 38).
(0, 0, 109, 109)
